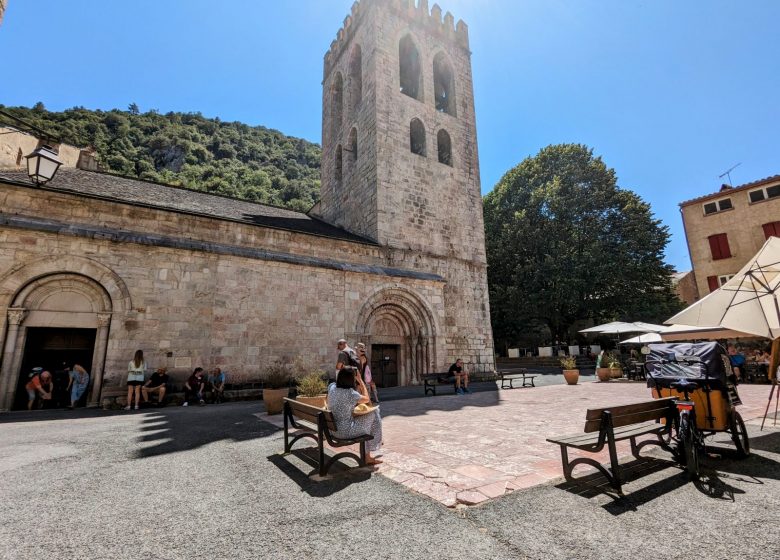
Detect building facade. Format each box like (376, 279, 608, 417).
(0, 0, 494, 411)
(680, 175, 780, 299)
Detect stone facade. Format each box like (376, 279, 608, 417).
(671, 270, 698, 305)
(0, 127, 86, 170)
(0, 0, 6, 26)
(0, 0, 494, 411)
(680, 175, 780, 298)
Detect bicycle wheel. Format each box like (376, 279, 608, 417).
(730, 411, 750, 458)
(681, 414, 700, 478)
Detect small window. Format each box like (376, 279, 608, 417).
(763, 221, 780, 239)
(708, 233, 731, 260)
(399, 35, 422, 100)
(437, 129, 452, 166)
(748, 184, 780, 203)
(410, 119, 426, 156)
(703, 197, 732, 215)
(335, 145, 343, 184)
(718, 274, 734, 286)
(348, 127, 357, 163)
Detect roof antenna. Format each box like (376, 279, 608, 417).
(718, 162, 741, 187)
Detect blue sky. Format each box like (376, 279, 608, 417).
(2, 1, 778, 270)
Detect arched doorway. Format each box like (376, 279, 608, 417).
(354, 287, 439, 386)
(1, 272, 115, 410)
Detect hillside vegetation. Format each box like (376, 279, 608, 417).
(1, 103, 321, 212)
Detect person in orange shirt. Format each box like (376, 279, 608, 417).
(25, 369, 53, 410)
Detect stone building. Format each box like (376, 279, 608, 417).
(680, 175, 780, 299)
(0, 0, 494, 411)
(0, 0, 6, 26)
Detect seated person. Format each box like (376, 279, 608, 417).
(183, 367, 206, 406)
(25, 369, 53, 410)
(728, 344, 746, 382)
(142, 367, 169, 406)
(208, 367, 226, 404)
(447, 358, 471, 395)
(326, 368, 383, 465)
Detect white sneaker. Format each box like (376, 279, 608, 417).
(182, 402, 188, 407)
(134, 405, 139, 410)
(123, 405, 131, 411)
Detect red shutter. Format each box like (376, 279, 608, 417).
(707, 276, 720, 292)
(708, 233, 731, 260)
(763, 222, 780, 239)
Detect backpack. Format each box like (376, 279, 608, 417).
(345, 348, 361, 369)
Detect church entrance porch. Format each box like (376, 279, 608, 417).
(370, 344, 399, 388)
(15, 327, 96, 410)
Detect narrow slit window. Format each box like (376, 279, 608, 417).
(349, 45, 362, 111)
(410, 119, 426, 156)
(399, 35, 422, 100)
(437, 129, 452, 166)
(335, 145, 343, 184)
(348, 127, 357, 163)
(330, 73, 344, 141)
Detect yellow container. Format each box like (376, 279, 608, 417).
(651, 387, 730, 431)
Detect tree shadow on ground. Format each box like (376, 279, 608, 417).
(377, 382, 502, 419)
(132, 403, 278, 459)
(555, 429, 780, 514)
(266, 449, 372, 498)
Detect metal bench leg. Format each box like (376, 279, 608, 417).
(606, 433, 622, 494)
(359, 440, 367, 467)
(318, 424, 327, 477)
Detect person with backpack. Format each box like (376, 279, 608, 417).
(335, 338, 360, 380)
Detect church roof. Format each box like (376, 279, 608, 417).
(0, 168, 374, 245)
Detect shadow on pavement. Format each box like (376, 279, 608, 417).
(132, 404, 278, 459)
(267, 450, 372, 497)
(0, 407, 130, 424)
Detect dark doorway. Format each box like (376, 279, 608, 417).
(15, 328, 96, 410)
(370, 345, 399, 388)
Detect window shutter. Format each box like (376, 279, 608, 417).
(707, 276, 719, 292)
(708, 233, 731, 260)
(763, 222, 780, 239)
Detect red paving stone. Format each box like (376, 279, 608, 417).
(265, 381, 773, 507)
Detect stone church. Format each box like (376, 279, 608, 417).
(0, 0, 494, 411)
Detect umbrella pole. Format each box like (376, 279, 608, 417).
(760, 338, 780, 431)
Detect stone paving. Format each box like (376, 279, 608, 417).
(265, 380, 773, 507)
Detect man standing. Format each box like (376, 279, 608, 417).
(448, 359, 471, 395)
(208, 367, 226, 404)
(728, 344, 746, 382)
(142, 367, 169, 406)
(335, 339, 359, 378)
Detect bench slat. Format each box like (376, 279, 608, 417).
(584, 408, 672, 433)
(548, 420, 666, 447)
(585, 398, 676, 420)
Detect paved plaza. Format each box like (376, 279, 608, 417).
(1, 378, 779, 559)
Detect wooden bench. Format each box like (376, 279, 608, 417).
(282, 398, 373, 477)
(546, 398, 676, 493)
(498, 369, 536, 389)
(421, 372, 458, 396)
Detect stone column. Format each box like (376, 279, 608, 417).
(0, 308, 26, 411)
(88, 313, 112, 407)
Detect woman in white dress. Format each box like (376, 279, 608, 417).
(326, 368, 383, 465)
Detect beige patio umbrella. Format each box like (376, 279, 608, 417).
(665, 236, 780, 427)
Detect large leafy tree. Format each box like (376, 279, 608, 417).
(484, 144, 683, 350)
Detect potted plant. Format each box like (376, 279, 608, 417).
(596, 351, 611, 382)
(560, 355, 579, 385)
(261, 361, 293, 415)
(607, 352, 623, 379)
(296, 371, 328, 409)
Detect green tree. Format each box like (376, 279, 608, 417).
(483, 144, 682, 350)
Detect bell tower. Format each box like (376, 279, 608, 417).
(317, 0, 494, 374)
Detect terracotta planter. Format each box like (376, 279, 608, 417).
(562, 369, 580, 385)
(597, 368, 612, 382)
(610, 367, 623, 379)
(296, 395, 327, 409)
(263, 387, 290, 415)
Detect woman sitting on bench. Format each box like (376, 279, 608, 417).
(327, 368, 383, 465)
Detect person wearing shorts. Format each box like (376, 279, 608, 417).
(142, 367, 169, 407)
(447, 359, 471, 395)
(126, 349, 146, 410)
(26, 369, 53, 410)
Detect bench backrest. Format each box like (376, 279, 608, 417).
(583, 397, 676, 433)
(284, 398, 337, 432)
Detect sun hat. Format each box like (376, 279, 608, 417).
(352, 403, 378, 416)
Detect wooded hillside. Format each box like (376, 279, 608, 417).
(1, 103, 321, 212)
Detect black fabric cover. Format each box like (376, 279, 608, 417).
(645, 342, 732, 390)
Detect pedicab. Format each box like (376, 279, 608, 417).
(645, 342, 750, 478)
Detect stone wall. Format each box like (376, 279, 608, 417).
(0, 128, 84, 170)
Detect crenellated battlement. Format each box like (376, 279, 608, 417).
(324, 0, 469, 77)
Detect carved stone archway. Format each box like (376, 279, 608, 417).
(0, 264, 123, 411)
(354, 286, 439, 386)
